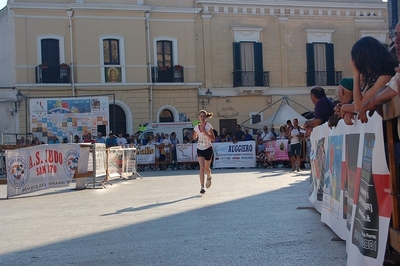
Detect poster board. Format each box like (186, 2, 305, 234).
(30, 96, 109, 143)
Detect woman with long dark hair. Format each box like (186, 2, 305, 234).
(341, 36, 397, 121)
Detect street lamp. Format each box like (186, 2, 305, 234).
(15, 91, 23, 113)
(200, 89, 212, 109)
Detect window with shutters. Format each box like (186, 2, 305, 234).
(306, 43, 341, 86)
(232, 42, 268, 87)
(36, 35, 68, 83)
(305, 29, 341, 86)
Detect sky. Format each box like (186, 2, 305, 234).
(0, 0, 388, 10)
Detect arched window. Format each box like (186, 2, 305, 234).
(159, 109, 174, 122)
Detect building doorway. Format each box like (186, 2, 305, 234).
(219, 119, 237, 137)
(109, 104, 126, 135)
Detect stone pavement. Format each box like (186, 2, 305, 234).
(0, 168, 347, 266)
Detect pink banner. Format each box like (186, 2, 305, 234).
(264, 139, 289, 161)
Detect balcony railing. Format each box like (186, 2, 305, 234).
(152, 65, 184, 83)
(233, 71, 269, 87)
(35, 65, 71, 83)
(306, 71, 343, 86)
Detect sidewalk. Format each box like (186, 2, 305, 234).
(0, 168, 346, 266)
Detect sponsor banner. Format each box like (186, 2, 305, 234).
(107, 147, 123, 178)
(213, 141, 256, 168)
(176, 143, 198, 162)
(309, 125, 330, 213)
(309, 113, 391, 266)
(107, 147, 137, 179)
(264, 140, 289, 161)
(136, 145, 156, 165)
(6, 144, 80, 197)
(321, 135, 346, 239)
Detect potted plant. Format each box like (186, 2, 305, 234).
(159, 66, 170, 71)
(60, 63, 69, 69)
(174, 65, 183, 71)
(39, 63, 49, 69)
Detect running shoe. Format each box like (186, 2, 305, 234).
(206, 177, 212, 188)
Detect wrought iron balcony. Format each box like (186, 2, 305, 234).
(152, 65, 184, 83)
(306, 71, 343, 86)
(35, 65, 71, 83)
(233, 71, 269, 87)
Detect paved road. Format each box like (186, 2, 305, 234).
(0, 168, 346, 266)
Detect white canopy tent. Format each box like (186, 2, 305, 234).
(244, 97, 310, 130)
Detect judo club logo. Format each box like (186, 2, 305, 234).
(7, 156, 28, 189)
(63, 150, 79, 178)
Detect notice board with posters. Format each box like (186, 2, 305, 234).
(30, 96, 109, 143)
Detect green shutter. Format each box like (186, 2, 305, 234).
(254, 42, 264, 86)
(325, 43, 335, 85)
(306, 43, 315, 86)
(233, 42, 241, 87)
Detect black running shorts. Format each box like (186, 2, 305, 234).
(197, 147, 213, 161)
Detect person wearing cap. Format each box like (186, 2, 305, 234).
(95, 132, 106, 143)
(328, 78, 355, 128)
(242, 128, 254, 141)
(106, 132, 118, 147)
(73, 135, 81, 143)
(337, 77, 354, 105)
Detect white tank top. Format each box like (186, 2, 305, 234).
(195, 123, 213, 150)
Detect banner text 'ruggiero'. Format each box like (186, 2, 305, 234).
(227, 144, 253, 153)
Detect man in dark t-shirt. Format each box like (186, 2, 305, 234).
(304, 86, 335, 129)
(219, 127, 229, 142)
(233, 124, 244, 142)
